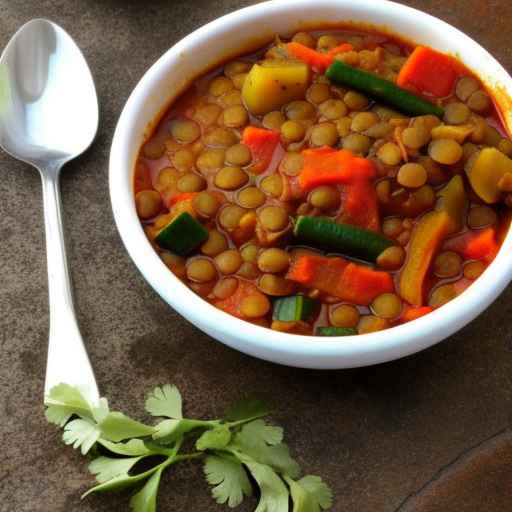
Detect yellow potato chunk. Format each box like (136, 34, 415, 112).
(242, 60, 311, 115)
(467, 147, 512, 203)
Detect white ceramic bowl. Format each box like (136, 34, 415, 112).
(110, 0, 512, 369)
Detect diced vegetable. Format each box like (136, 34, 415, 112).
(399, 211, 452, 306)
(431, 124, 474, 143)
(326, 60, 444, 118)
(272, 295, 319, 322)
(155, 212, 208, 256)
(287, 42, 333, 72)
(169, 194, 197, 219)
(399, 305, 434, 323)
(286, 254, 394, 305)
(436, 175, 467, 234)
(316, 326, 357, 336)
(168, 192, 198, 206)
(242, 126, 281, 174)
(286, 42, 354, 72)
(340, 180, 380, 232)
(327, 43, 354, 56)
(242, 59, 311, 115)
(466, 148, 512, 203)
(397, 46, 458, 98)
(444, 227, 499, 261)
(270, 320, 311, 334)
(293, 216, 394, 262)
(299, 147, 376, 191)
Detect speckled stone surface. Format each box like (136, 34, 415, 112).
(1, 1, 512, 511)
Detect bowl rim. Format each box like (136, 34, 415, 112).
(109, 0, 512, 369)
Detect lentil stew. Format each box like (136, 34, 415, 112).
(133, 27, 512, 336)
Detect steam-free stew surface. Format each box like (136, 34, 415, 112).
(134, 28, 512, 336)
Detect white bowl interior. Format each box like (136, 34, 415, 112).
(110, 0, 512, 369)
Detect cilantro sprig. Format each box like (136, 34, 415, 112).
(45, 383, 333, 512)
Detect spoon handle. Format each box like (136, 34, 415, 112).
(41, 168, 100, 405)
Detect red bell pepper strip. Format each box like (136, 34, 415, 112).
(168, 192, 198, 206)
(213, 279, 266, 319)
(287, 42, 354, 72)
(443, 227, 499, 261)
(299, 147, 376, 190)
(242, 126, 281, 174)
(287, 42, 333, 72)
(397, 46, 458, 98)
(327, 43, 354, 56)
(340, 180, 380, 232)
(399, 305, 434, 323)
(286, 254, 393, 305)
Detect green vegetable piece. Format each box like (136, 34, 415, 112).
(326, 60, 445, 118)
(294, 216, 394, 262)
(273, 295, 319, 322)
(154, 212, 208, 256)
(316, 326, 357, 337)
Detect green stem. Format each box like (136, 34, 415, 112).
(227, 413, 269, 428)
(175, 452, 204, 462)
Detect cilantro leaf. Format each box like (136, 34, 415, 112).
(298, 476, 332, 510)
(92, 397, 110, 424)
(62, 418, 100, 455)
(145, 385, 182, 419)
(99, 412, 155, 442)
(204, 455, 252, 508)
(257, 443, 301, 479)
(83, 471, 154, 497)
(45, 383, 93, 426)
(196, 426, 231, 451)
(285, 475, 333, 512)
(89, 456, 143, 483)
(97, 438, 153, 457)
(232, 420, 300, 478)
(242, 459, 289, 512)
(83, 461, 165, 498)
(225, 398, 270, 422)
(130, 467, 163, 512)
(236, 420, 283, 447)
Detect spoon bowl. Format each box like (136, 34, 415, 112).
(0, 19, 100, 402)
(0, 19, 98, 168)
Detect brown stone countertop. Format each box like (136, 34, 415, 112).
(1, 1, 512, 510)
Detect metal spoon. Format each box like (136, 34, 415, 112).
(0, 19, 100, 404)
